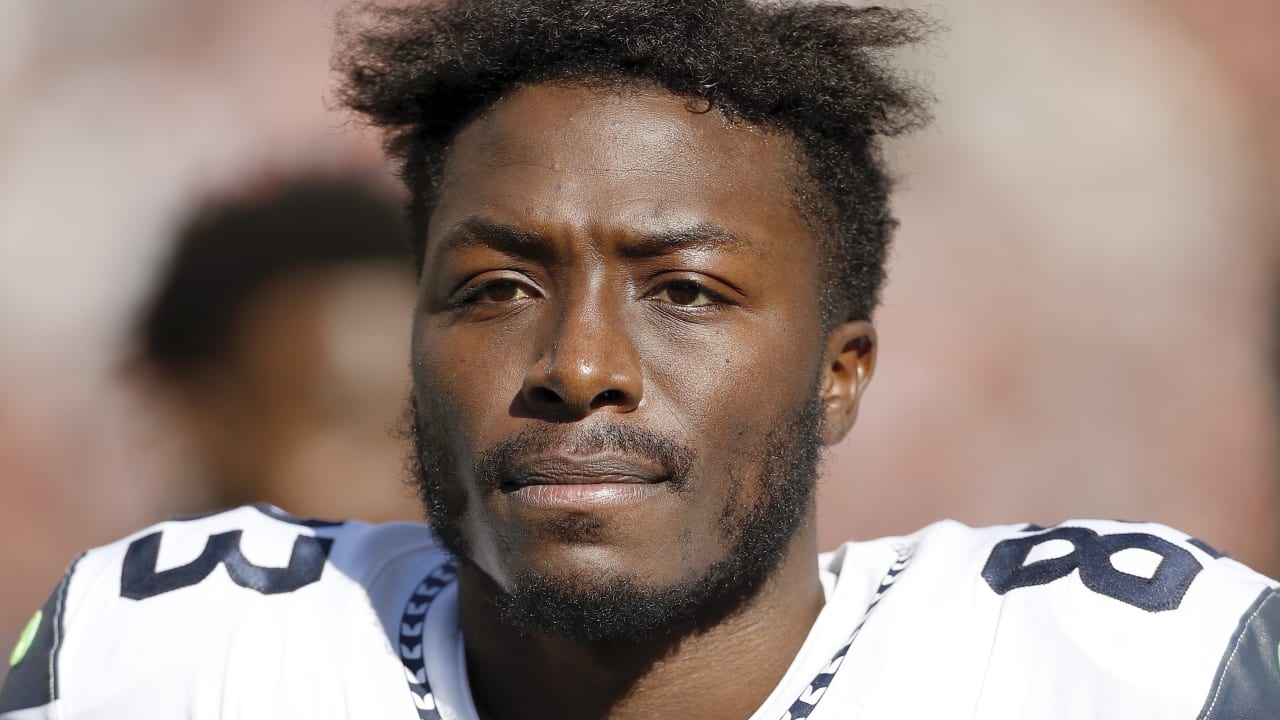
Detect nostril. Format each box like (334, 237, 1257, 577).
(590, 389, 624, 408)
(528, 386, 563, 406)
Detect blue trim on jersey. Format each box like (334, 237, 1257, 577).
(398, 560, 459, 720)
(781, 543, 916, 720)
(1198, 587, 1280, 718)
(391, 548, 918, 720)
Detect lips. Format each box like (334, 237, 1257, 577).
(495, 453, 674, 509)
(501, 454, 669, 488)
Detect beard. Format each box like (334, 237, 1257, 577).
(406, 388, 824, 643)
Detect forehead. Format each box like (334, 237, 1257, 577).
(426, 82, 816, 258)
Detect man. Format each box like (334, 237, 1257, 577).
(131, 177, 421, 524)
(2, 0, 1277, 718)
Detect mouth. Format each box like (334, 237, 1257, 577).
(501, 454, 669, 487)
(498, 454, 672, 508)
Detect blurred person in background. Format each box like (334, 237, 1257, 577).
(130, 176, 421, 523)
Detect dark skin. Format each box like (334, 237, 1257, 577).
(413, 83, 877, 719)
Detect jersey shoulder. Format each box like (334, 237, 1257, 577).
(913, 519, 1280, 717)
(0, 505, 446, 718)
(77, 503, 442, 603)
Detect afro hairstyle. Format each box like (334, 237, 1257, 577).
(335, 0, 933, 322)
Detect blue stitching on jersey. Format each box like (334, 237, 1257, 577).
(780, 543, 916, 720)
(398, 560, 459, 720)
(396, 548, 915, 720)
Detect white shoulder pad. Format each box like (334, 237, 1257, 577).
(828, 519, 1280, 718)
(0, 505, 444, 719)
(968, 519, 1277, 716)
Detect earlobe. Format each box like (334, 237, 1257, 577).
(820, 321, 877, 445)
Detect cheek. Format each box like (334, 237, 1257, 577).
(412, 320, 526, 441)
(642, 318, 822, 463)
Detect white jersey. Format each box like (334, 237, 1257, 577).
(2, 504, 1277, 719)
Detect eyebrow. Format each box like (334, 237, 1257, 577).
(437, 217, 755, 260)
(619, 224, 754, 258)
(436, 218, 553, 261)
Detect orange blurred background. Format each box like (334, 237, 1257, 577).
(2, 0, 1278, 677)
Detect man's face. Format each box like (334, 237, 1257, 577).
(410, 83, 849, 636)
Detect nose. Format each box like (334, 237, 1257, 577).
(520, 299, 642, 419)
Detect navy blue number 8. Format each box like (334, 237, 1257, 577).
(121, 530, 333, 600)
(982, 527, 1203, 612)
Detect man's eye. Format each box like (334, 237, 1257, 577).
(653, 281, 716, 307)
(461, 280, 532, 304)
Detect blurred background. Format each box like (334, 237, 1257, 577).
(1, 0, 1278, 677)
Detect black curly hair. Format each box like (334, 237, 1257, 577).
(335, 0, 933, 323)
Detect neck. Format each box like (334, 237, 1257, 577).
(457, 525, 825, 720)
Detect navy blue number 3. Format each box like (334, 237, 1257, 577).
(982, 526, 1203, 613)
(121, 530, 333, 600)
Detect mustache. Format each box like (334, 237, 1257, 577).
(472, 422, 696, 492)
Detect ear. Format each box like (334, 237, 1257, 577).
(819, 320, 877, 445)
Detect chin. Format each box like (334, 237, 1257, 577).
(494, 562, 703, 643)
(485, 525, 704, 594)
(488, 532, 779, 643)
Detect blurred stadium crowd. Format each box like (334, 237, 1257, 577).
(1, 0, 1278, 678)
